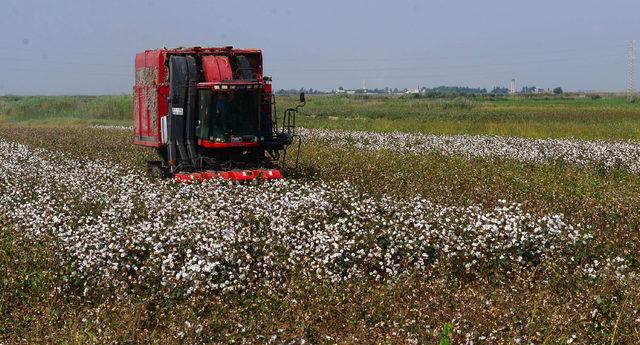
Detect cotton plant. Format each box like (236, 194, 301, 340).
(299, 128, 640, 172)
(90, 125, 640, 172)
(0, 139, 594, 296)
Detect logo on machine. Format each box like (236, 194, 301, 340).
(171, 107, 184, 115)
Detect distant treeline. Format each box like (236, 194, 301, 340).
(275, 86, 488, 95)
(275, 85, 564, 96)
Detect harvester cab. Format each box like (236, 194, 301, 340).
(132, 46, 304, 183)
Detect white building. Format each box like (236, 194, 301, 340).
(508, 79, 516, 94)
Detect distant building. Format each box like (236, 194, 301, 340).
(405, 86, 421, 94)
(508, 79, 517, 94)
(334, 87, 359, 94)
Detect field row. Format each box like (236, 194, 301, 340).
(301, 128, 640, 173)
(90, 125, 640, 173)
(0, 138, 602, 296)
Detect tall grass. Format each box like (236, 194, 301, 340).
(2, 94, 640, 140)
(0, 95, 132, 124)
(277, 95, 640, 140)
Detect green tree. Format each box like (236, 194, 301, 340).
(553, 87, 563, 95)
(491, 86, 509, 94)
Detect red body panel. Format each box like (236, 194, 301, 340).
(202, 56, 233, 82)
(133, 50, 167, 147)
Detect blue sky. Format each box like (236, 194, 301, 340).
(1, 0, 638, 94)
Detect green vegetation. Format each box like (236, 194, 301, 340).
(2, 94, 640, 139)
(0, 95, 130, 125)
(439, 323, 454, 345)
(279, 95, 640, 140)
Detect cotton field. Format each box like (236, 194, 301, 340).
(89, 125, 640, 172)
(0, 138, 594, 295)
(3, 121, 640, 343)
(299, 128, 640, 172)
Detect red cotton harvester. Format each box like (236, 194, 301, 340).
(133, 46, 304, 183)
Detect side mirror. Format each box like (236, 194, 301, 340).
(299, 92, 305, 103)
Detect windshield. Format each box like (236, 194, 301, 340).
(198, 89, 260, 142)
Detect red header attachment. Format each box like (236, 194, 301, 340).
(198, 139, 259, 148)
(174, 169, 284, 183)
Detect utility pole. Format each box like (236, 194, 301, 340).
(628, 40, 636, 101)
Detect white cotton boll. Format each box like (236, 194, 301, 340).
(0, 138, 594, 296)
